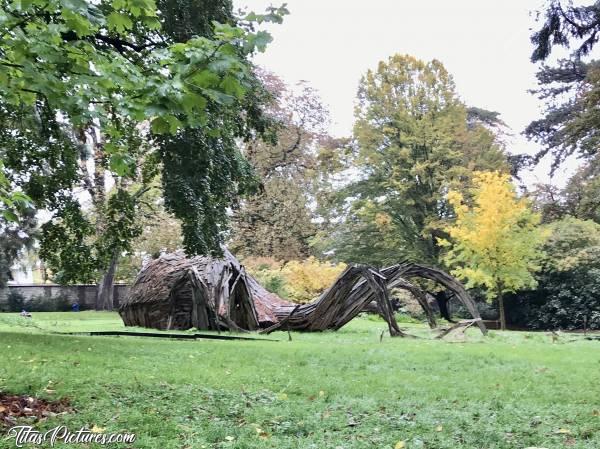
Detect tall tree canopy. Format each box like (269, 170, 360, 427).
(230, 73, 328, 261)
(322, 55, 508, 266)
(530, 153, 600, 224)
(527, 1, 600, 169)
(0, 0, 286, 301)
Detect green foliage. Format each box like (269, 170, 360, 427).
(2, 290, 73, 312)
(242, 257, 288, 299)
(0, 0, 288, 283)
(159, 120, 259, 256)
(0, 102, 67, 284)
(530, 1, 600, 62)
(0, 206, 37, 287)
(323, 55, 508, 266)
(562, 155, 600, 223)
(4, 290, 24, 312)
(508, 217, 600, 330)
(529, 154, 600, 225)
(116, 191, 184, 282)
(38, 198, 98, 283)
(542, 216, 600, 271)
(25, 293, 72, 312)
(0, 0, 284, 131)
(231, 176, 316, 261)
(526, 60, 600, 170)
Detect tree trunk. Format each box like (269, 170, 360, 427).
(498, 290, 506, 331)
(97, 255, 118, 311)
(434, 290, 456, 323)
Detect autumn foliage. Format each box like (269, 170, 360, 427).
(243, 256, 346, 303)
(439, 171, 548, 329)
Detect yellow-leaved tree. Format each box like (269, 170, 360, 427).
(439, 171, 548, 330)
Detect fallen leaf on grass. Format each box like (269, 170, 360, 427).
(255, 428, 269, 439)
(1, 393, 71, 426)
(91, 425, 105, 433)
(435, 425, 443, 432)
(224, 435, 234, 441)
(555, 428, 571, 434)
(394, 441, 406, 449)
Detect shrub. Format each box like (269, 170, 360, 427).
(26, 293, 72, 312)
(5, 290, 25, 312)
(242, 257, 287, 299)
(243, 256, 346, 303)
(507, 218, 600, 330)
(280, 257, 346, 303)
(394, 313, 423, 324)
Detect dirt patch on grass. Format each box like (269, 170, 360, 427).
(0, 393, 71, 428)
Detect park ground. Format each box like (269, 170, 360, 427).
(0, 312, 599, 448)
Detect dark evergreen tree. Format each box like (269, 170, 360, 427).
(527, 1, 600, 169)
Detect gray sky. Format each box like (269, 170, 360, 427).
(235, 0, 578, 187)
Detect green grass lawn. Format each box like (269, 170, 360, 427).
(1, 312, 599, 448)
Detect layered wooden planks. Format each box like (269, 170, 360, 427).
(120, 250, 486, 336)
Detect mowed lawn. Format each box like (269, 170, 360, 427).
(1, 312, 600, 448)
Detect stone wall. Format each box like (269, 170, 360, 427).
(0, 284, 130, 310)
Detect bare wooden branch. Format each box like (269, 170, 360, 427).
(435, 319, 481, 339)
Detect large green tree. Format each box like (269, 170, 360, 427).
(0, 0, 286, 307)
(323, 55, 509, 266)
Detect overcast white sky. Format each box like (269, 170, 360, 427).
(235, 0, 579, 187)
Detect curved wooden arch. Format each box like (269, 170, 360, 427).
(265, 262, 486, 336)
(388, 278, 437, 329)
(381, 263, 487, 335)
